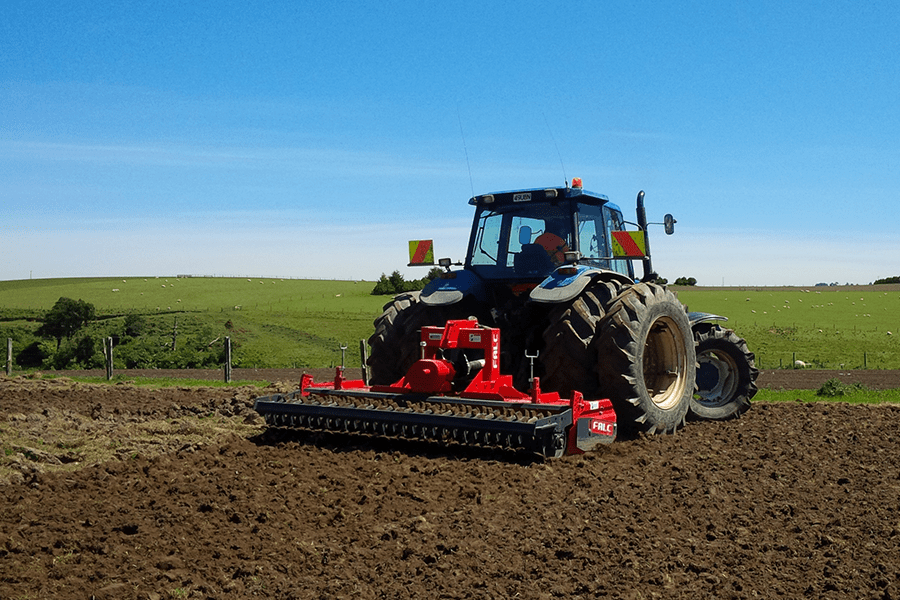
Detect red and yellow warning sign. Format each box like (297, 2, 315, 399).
(611, 231, 647, 258)
(408, 240, 435, 265)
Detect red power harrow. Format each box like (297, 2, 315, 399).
(254, 319, 616, 457)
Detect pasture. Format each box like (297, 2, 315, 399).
(677, 285, 900, 369)
(0, 277, 388, 369)
(1, 278, 899, 370)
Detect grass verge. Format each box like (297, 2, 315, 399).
(755, 387, 900, 404)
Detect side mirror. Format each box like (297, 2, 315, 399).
(664, 214, 676, 235)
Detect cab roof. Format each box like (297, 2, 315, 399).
(468, 185, 611, 207)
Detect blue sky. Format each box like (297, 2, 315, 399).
(3, 1, 899, 286)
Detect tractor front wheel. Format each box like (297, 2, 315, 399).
(690, 324, 757, 420)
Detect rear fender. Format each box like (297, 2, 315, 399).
(688, 312, 728, 330)
(529, 266, 633, 304)
(420, 270, 488, 306)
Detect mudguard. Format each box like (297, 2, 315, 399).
(530, 266, 633, 304)
(420, 270, 488, 306)
(688, 311, 728, 326)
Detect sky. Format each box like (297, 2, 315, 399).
(2, 1, 899, 286)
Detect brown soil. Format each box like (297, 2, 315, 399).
(758, 368, 900, 390)
(2, 375, 900, 599)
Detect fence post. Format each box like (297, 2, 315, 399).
(224, 337, 232, 383)
(359, 339, 368, 385)
(6, 338, 11, 376)
(105, 337, 114, 380)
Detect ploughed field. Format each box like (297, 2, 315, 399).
(2, 374, 900, 599)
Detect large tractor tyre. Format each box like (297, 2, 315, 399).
(538, 280, 623, 397)
(366, 293, 471, 385)
(690, 324, 758, 421)
(367, 292, 429, 385)
(594, 283, 696, 435)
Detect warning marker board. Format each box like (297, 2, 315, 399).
(408, 240, 435, 266)
(611, 231, 647, 258)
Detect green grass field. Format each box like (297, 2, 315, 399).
(0, 276, 389, 369)
(755, 387, 900, 403)
(676, 285, 900, 369)
(2, 278, 900, 371)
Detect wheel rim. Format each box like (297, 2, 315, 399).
(643, 316, 690, 410)
(695, 349, 740, 407)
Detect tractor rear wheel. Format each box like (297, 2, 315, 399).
(367, 292, 426, 385)
(539, 280, 622, 397)
(367, 293, 473, 386)
(690, 324, 757, 420)
(594, 283, 696, 435)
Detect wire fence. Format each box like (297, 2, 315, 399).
(755, 352, 893, 370)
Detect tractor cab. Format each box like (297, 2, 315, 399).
(420, 181, 656, 307)
(465, 185, 634, 282)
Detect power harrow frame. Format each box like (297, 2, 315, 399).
(254, 319, 617, 457)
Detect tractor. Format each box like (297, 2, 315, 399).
(366, 179, 757, 435)
(254, 179, 757, 457)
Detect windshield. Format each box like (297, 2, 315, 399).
(467, 200, 633, 280)
(468, 203, 574, 279)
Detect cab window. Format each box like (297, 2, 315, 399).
(470, 212, 503, 266)
(467, 203, 574, 278)
(575, 202, 632, 278)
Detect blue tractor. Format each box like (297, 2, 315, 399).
(367, 180, 757, 435)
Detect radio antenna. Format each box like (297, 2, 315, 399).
(457, 104, 475, 198)
(543, 112, 568, 187)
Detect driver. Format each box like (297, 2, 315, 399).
(534, 229, 570, 266)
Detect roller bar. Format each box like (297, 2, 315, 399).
(254, 388, 572, 457)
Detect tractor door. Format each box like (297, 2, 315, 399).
(575, 203, 634, 279)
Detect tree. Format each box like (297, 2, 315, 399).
(874, 275, 900, 285)
(371, 268, 443, 295)
(673, 277, 697, 286)
(388, 270, 406, 293)
(37, 297, 97, 350)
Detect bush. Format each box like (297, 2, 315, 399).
(16, 340, 51, 368)
(816, 377, 868, 397)
(44, 334, 105, 370)
(123, 313, 148, 338)
(113, 326, 225, 369)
